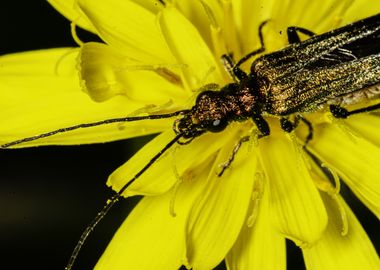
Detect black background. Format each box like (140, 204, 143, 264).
(1, 2, 378, 270)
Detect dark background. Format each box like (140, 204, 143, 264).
(1, 2, 378, 270)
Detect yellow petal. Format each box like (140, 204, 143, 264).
(235, 0, 370, 56)
(79, 42, 187, 104)
(176, 0, 223, 51)
(130, 0, 161, 13)
(47, 0, 95, 32)
(108, 128, 236, 197)
(96, 157, 212, 270)
(279, 0, 354, 33)
(309, 123, 380, 219)
(226, 173, 286, 270)
(77, 0, 174, 64)
(159, 6, 224, 91)
(185, 139, 257, 270)
(345, 113, 380, 148)
(282, 1, 380, 35)
(340, 1, 380, 26)
(0, 49, 168, 147)
(232, 0, 272, 55)
(258, 132, 327, 246)
(303, 193, 380, 270)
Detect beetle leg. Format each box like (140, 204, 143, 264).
(329, 104, 350, 118)
(301, 118, 314, 145)
(330, 103, 380, 118)
(234, 20, 269, 69)
(252, 114, 270, 137)
(222, 20, 269, 82)
(287, 26, 316, 44)
(280, 116, 314, 145)
(280, 117, 298, 132)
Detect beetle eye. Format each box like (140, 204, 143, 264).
(208, 118, 227, 132)
(213, 119, 221, 126)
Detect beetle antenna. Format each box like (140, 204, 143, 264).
(64, 132, 183, 270)
(1, 110, 189, 148)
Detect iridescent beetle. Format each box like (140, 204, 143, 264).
(2, 12, 380, 270)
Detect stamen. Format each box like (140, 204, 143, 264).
(114, 63, 185, 72)
(288, 132, 305, 171)
(198, 0, 218, 28)
(221, 0, 242, 58)
(212, 28, 230, 82)
(247, 172, 265, 227)
(295, 239, 310, 249)
(333, 195, 349, 236)
(169, 145, 183, 217)
(125, 105, 161, 117)
(196, 66, 217, 90)
(321, 163, 341, 195)
(317, 164, 348, 235)
(121, 100, 174, 118)
(117, 102, 173, 130)
(169, 179, 182, 217)
(70, 22, 84, 47)
(249, 128, 260, 149)
(117, 99, 173, 130)
(306, 153, 349, 236)
(54, 49, 78, 76)
(329, 115, 359, 143)
(199, 1, 226, 57)
(155, 67, 183, 86)
(197, 83, 220, 93)
(305, 150, 348, 236)
(114, 63, 186, 86)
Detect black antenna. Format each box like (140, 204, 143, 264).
(1, 110, 188, 148)
(64, 132, 183, 270)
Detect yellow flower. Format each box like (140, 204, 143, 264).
(1, 0, 380, 270)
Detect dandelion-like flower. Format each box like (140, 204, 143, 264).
(1, 0, 379, 269)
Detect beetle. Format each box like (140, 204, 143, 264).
(4, 14, 380, 149)
(3, 12, 380, 270)
(175, 13, 380, 142)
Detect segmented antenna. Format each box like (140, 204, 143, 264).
(1, 110, 188, 148)
(64, 133, 183, 270)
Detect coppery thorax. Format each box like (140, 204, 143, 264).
(172, 78, 264, 139)
(191, 81, 259, 124)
